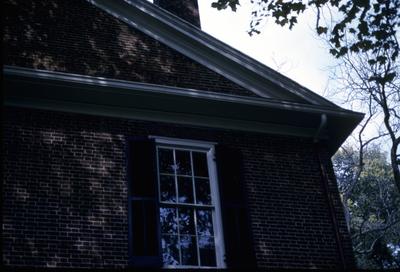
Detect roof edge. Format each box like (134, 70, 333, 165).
(3, 66, 363, 119)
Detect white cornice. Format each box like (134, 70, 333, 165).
(4, 66, 361, 119)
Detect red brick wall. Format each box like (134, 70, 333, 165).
(3, 0, 256, 97)
(2, 106, 355, 269)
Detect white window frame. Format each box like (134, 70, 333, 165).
(150, 136, 226, 269)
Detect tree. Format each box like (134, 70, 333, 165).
(211, 0, 400, 193)
(328, 36, 400, 192)
(333, 145, 400, 269)
(330, 46, 400, 266)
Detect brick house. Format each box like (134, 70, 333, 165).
(3, 0, 363, 269)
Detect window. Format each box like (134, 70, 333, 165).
(154, 137, 225, 268)
(127, 136, 255, 269)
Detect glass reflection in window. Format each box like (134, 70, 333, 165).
(157, 147, 218, 267)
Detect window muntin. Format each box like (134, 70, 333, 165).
(155, 142, 224, 268)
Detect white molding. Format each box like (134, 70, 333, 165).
(207, 145, 226, 268)
(150, 135, 217, 149)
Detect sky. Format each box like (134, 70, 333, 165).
(197, 0, 338, 100)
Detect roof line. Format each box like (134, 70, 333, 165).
(3, 65, 363, 119)
(88, 0, 339, 107)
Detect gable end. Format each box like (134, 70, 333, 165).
(3, 0, 257, 98)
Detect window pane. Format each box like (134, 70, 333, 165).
(178, 207, 195, 234)
(180, 235, 198, 266)
(160, 175, 176, 203)
(177, 176, 194, 204)
(160, 207, 177, 234)
(162, 235, 180, 266)
(158, 148, 174, 174)
(175, 150, 192, 175)
(198, 236, 216, 267)
(195, 178, 211, 205)
(193, 152, 208, 177)
(196, 209, 214, 236)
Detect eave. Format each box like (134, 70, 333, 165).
(4, 66, 364, 155)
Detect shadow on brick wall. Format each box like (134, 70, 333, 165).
(3, 112, 128, 267)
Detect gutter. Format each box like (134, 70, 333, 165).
(314, 114, 347, 270)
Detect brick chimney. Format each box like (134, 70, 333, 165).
(154, 0, 201, 28)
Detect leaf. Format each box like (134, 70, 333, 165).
(358, 20, 369, 35)
(373, 3, 380, 13)
(211, 1, 223, 9)
(350, 44, 360, 53)
(211, 0, 240, 11)
(317, 26, 328, 34)
(337, 46, 348, 57)
(330, 48, 339, 56)
(376, 56, 387, 65)
(385, 72, 396, 82)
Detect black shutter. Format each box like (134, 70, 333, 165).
(127, 138, 162, 267)
(215, 145, 256, 268)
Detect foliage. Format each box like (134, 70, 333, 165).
(333, 146, 400, 269)
(211, 0, 400, 81)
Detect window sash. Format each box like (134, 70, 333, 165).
(153, 137, 225, 268)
